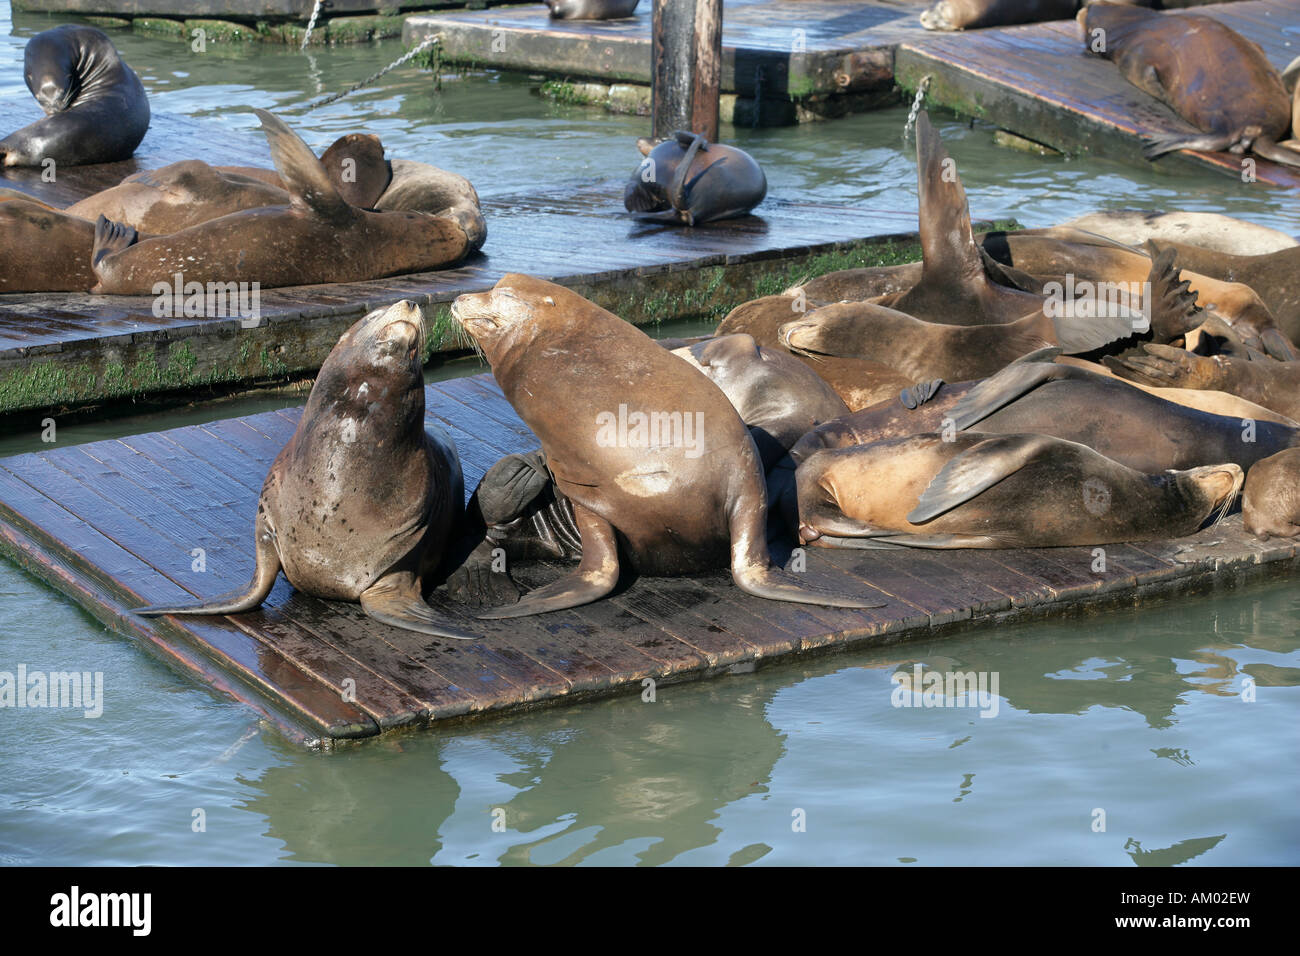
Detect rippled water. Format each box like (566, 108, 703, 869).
(0, 3, 1297, 866)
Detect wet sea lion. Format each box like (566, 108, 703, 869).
(545, 0, 640, 18)
(794, 432, 1242, 549)
(1242, 449, 1300, 539)
(135, 300, 476, 639)
(791, 349, 1300, 476)
(450, 274, 881, 616)
(672, 333, 849, 469)
(1062, 210, 1297, 255)
(0, 25, 150, 167)
(715, 294, 920, 410)
(624, 130, 767, 226)
(1107, 344, 1300, 421)
(921, 0, 1078, 32)
(89, 109, 470, 294)
(1079, 4, 1300, 166)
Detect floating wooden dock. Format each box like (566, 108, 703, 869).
(0, 371, 1293, 745)
(895, 0, 1300, 187)
(403, 0, 930, 100)
(0, 106, 928, 417)
(12, 0, 527, 21)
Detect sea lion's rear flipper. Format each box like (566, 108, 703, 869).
(813, 532, 1001, 550)
(979, 248, 1042, 293)
(1249, 136, 1300, 170)
(947, 346, 1065, 430)
(908, 433, 1057, 524)
(1141, 242, 1204, 342)
(474, 450, 552, 526)
(360, 576, 478, 639)
(91, 214, 137, 269)
(899, 378, 945, 410)
(476, 503, 620, 619)
(668, 131, 708, 221)
(253, 108, 352, 224)
(135, 522, 280, 617)
(1259, 327, 1300, 362)
(320, 133, 392, 209)
(1103, 343, 1207, 389)
(1142, 131, 1236, 161)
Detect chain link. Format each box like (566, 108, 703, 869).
(300, 0, 324, 51)
(902, 74, 932, 142)
(298, 34, 443, 113)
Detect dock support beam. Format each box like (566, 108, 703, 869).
(651, 0, 723, 142)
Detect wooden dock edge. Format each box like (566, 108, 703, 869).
(0, 230, 933, 420)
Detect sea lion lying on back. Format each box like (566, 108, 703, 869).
(625, 130, 767, 226)
(1080, 3, 1300, 166)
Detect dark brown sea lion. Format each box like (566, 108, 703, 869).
(672, 333, 849, 469)
(794, 432, 1242, 549)
(1107, 344, 1300, 422)
(1079, 3, 1300, 166)
(0, 200, 98, 293)
(624, 130, 767, 226)
(0, 25, 150, 167)
(134, 300, 476, 639)
(791, 349, 1300, 476)
(450, 274, 881, 616)
(545, 0, 640, 18)
(89, 110, 469, 294)
(1242, 448, 1300, 539)
(921, 0, 1078, 32)
(318, 132, 391, 209)
(715, 294, 919, 409)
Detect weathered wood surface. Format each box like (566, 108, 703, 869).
(0, 372, 1293, 745)
(0, 108, 925, 415)
(651, 0, 723, 140)
(895, 0, 1300, 187)
(10, 0, 530, 20)
(404, 0, 931, 97)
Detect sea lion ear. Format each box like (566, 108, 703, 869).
(253, 108, 351, 224)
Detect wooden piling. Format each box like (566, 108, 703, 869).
(651, 0, 723, 141)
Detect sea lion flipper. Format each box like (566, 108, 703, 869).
(1248, 136, 1300, 170)
(668, 132, 708, 220)
(908, 433, 1056, 524)
(476, 503, 620, 619)
(948, 359, 1063, 430)
(1259, 327, 1300, 363)
(899, 378, 946, 410)
(360, 577, 478, 639)
(90, 214, 137, 269)
(253, 108, 351, 223)
(1144, 243, 1204, 342)
(731, 564, 885, 608)
(135, 523, 280, 617)
(912, 111, 984, 288)
(319, 133, 392, 209)
(475, 450, 552, 526)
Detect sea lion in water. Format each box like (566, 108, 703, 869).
(1107, 344, 1300, 422)
(134, 300, 476, 639)
(89, 110, 470, 294)
(0, 24, 150, 167)
(921, 0, 1078, 32)
(671, 333, 849, 469)
(545, 0, 640, 18)
(794, 432, 1242, 549)
(1079, 4, 1300, 166)
(624, 130, 767, 226)
(1243, 449, 1300, 539)
(450, 274, 881, 616)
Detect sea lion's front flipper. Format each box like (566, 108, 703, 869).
(912, 111, 985, 290)
(1259, 327, 1300, 362)
(360, 574, 478, 639)
(475, 502, 620, 619)
(135, 520, 281, 617)
(668, 131, 707, 220)
(1249, 136, 1300, 170)
(1103, 343, 1211, 389)
(947, 346, 1064, 429)
(899, 378, 945, 410)
(1144, 242, 1203, 342)
(909, 433, 1057, 524)
(253, 108, 352, 224)
(91, 214, 137, 268)
(815, 532, 1001, 550)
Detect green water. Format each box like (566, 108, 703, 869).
(0, 4, 1297, 866)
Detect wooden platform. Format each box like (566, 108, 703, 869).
(0, 372, 1294, 746)
(12, 0, 529, 20)
(895, 0, 1300, 187)
(403, 0, 931, 98)
(0, 106, 926, 416)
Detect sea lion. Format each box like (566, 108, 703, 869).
(794, 432, 1242, 549)
(376, 158, 486, 253)
(787, 261, 923, 307)
(1062, 210, 1297, 255)
(0, 25, 150, 167)
(0, 199, 99, 293)
(319, 133, 391, 209)
(450, 274, 881, 616)
(624, 130, 767, 226)
(1242, 449, 1300, 539)
(791, 349, 1300, 476)
(1079, 4, 1300, 166)
(1106, 344, 1300, 421)
(89, 109, 470, 294)
(671, 333, 849, 469)
(134, 300, 476, 639)
(715, 294, 920, 410)
(921, 0, 1078, 32)
(545, 0, 640, 18)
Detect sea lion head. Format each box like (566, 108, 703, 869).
(451, 274, 564, 365)
(777, 305, 869, 358)
(1243, 449, 1300, 540)
(919, 1, 960, 31)
(1174, 463, 1245, 530)
(313, 299, 427, 424)
(24, 25, 87, 114)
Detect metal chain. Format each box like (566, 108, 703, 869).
(298, 34, 443, 113)
(301, 0, 324, 51)
(902, 74, 932, 141)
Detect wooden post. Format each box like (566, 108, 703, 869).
(651, 0, 723, 142)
